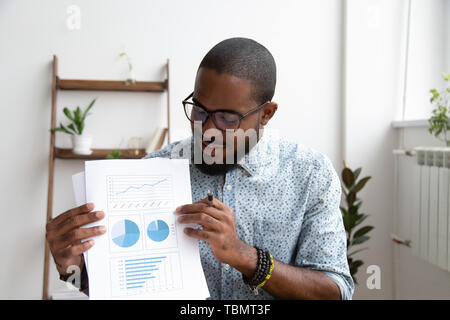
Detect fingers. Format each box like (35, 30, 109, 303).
(52, 225, 106, 251)
(176, 197, 232, 218)
(199, 197, 229, 211)
(177, 203, 225, 221)
(55, 210, 105, 238)
(176, 197, 235, 237)
(183, 227, 216, 241)
(47, 203, 95, 232)
(176, 202, 208, 214)
(177, 213, 223, 232)
(57, 239, 95, 259)
(46, 203, 105, 274)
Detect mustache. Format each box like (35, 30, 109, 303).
(195, 135, 229, 148)
(203, 141, 227, 147)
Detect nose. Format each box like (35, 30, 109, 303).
(202, 116, 217, 133)
(202, 116, 226, 146)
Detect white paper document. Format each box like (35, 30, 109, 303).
(72, 158, 209, 300)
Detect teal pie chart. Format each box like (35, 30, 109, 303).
(111, 219, 140, 248)
(147, 220, 170, 242)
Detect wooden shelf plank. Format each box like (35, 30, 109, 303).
(56, 78, 166, 92)
(54, 147, 147, 160)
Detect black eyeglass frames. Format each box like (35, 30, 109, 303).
(182, 92, 269, 130)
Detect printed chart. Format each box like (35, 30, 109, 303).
(111, 219, 140, 248)
(83, 157, 209, 299)
(109, 215, 143, 253)
(147, 220, 170, 242)
(109, 214, 177, 252)
(110, 253, 182, 297)
(107, 175, 173, 211)
(144, 214, 177, 250)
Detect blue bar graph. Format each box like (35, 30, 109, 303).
(125, 256, 167, 262)
(125, 264, 157, 270)
(111, 253, 183, 296)
(123, 256, 166, 290)
(127, 285, 144, 289)
(124, 260, 163, 266)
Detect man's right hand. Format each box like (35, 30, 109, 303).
(46, 203, 106, 276)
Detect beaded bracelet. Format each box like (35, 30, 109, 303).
(257, 253, 274, 288)
(242, 247, 274, 291)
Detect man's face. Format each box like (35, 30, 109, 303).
(191, 68, 273, 171)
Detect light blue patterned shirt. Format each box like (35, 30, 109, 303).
(144, 129, 354, 300)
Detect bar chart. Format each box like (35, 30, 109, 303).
(110, 252, 182, 297)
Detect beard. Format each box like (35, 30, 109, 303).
(191, 140, 239, 176)
(192, 131, 259, 176)
(195, 162, 237, 176)
(191, 116, 262, 176)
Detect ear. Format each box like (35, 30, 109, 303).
(259, 102, 278, 126)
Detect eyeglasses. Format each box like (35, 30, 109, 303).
(182, 92, 269, 131)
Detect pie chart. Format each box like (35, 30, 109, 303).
(147, 220, 170, 242)
(111, 219, 140, 248)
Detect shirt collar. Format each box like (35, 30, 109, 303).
(237, 130, 274, 177)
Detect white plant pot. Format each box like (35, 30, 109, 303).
(72, 134, 93, 155)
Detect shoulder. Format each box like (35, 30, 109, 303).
(271, 136, 342, 208)
(270, 133, 335, 177)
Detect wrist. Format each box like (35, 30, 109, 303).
(229, 241, 258, 278)
(56, 256, 84, 276)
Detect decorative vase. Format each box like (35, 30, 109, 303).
(72, 134, 93, 155)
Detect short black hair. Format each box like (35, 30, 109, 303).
(198, 37, 276, 105)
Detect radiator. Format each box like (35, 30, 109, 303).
(412, 147, 450, 271)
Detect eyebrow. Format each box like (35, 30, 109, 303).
(192, 97, 242, 115)
(192, 97, 208, 111)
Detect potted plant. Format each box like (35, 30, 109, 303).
(50, 98, 96, 155)
(106, 150, 121, 159)
(428, 72, 450, 146)
(340, 161, 374, 284)
(119, 52, 136, 85)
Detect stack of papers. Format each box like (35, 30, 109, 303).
(72, 158, 209, 300)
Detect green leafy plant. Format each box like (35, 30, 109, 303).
(106, 150, 121, 159)
(340, 161, 374, 284)
(428, 72, 450, 146)
(50, 98, 96, 135)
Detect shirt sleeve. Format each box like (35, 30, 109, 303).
(294, 153, 355, 300)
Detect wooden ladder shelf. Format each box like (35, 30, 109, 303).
(42, 55, 171, 299)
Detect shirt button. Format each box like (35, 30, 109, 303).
(226, 185, 232, 191)
(224, 264, 230, 271)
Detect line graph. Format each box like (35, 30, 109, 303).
(114, 178, 168, 196)
(107, 175, 173, 211)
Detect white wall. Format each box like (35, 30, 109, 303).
(0, 0, 343, 299)
(343, 0, 406, 299)
(344, 0, 450, 299)
(404, 0, 449, 120)
(448, 0, 450, 71)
